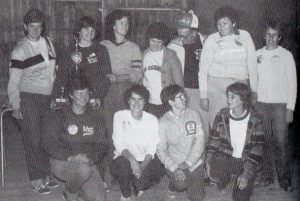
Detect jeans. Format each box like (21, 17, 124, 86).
(51, 159, 105, 201)
(110, 156, 164, 198)
(254, 102, 291, 187)
(210, 155, 254, 201)
(166, 165, 205, 201)
(19, 92, 51, 181)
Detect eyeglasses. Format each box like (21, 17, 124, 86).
(174, 93, 186, 100)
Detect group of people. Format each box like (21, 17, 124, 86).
(6, 4, 297, 201)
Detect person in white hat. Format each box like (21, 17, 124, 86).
(168, 10, 209, 140)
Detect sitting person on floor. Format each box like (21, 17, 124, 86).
(43, 77, 108, 201)
(157, 84, 206, 201)
(110, 84, 165, 201)
(205, 82, 265, 201)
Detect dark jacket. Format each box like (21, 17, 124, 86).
(205, 107, 265, 179)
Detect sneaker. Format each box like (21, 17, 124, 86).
(45, 178, 59, 188)
(120, 195, 132, 201)
(31, 179, 51, 195)
(137, 190, 144, 197)
(167, 190, 176, 199)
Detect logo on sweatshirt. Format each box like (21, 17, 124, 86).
(68, 124, 78, 135)
(185, 121, 197, 136)
(83, 126, 94, 136)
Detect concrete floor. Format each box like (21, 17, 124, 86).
(0, 113, 299, 201)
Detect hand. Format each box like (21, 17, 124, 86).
(69, 154, 91, 165)
(200, 98, 209, 112)
(50, 100, 60, 110)
(130, 159, 142, 179)
(237, 173, 248, 190)
(106, 74, 117, 83)
(251, 92, 257, 105)
(205, 163, 212, 180)
(12, 109, 23, 120)
(286, 109, 294, 123)
(174, 168, 186, 181)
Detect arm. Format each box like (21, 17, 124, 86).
(111, 112, 127, 156)
(285, 51, 297, 112)
(170, 50, 184, 87)
(129, 45, 142, 83)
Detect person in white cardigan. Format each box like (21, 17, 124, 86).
(254, 20, 297, 191)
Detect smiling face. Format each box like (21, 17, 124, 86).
(129, 92, 145, 114)
(25, 22, 43, 41)
(79, 26, 95, 43)
(113, 16, 129, 36)
(71, 88, 90, 108)
(264, 27, 280, 50)
(227, 91, 243, 110)
(149, 38, 163, 52)
(216, 17, 235, 36)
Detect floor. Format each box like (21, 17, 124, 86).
(0, 112, 299, 201)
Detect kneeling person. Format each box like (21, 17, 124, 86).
(157, 84, 205, 201)
(43, 77, 107, 201)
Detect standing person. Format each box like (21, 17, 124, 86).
(254, 20, 297, 191)
(157, 85, 205, 201)
(7, 8, 58, 194)
(43, 77, 107, 201)
(52, 16, 111, 109)
(100, 10, 142, 188)
(168, 10, 209, 138)
(110, 85, 164, 201)
(198, 6, 257, 128)
(142, 22, 183, 118)
(205, 82, 265, 201)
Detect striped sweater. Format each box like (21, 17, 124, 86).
(205, 107, 265, 178)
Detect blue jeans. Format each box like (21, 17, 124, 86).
(51, 159, 105, 201)
(254, 102, 291, 187)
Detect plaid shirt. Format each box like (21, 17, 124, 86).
(205, 107, 265, 179)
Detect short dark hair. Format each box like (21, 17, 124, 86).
(74, 16, 96, 38)
(160, 84, 185, 105)
(24, 8, 45, 25)
(214, 6, 239, 28)
(104, 10, 131, 41)
(146, 22, 170, 45)
(123, 84, 150, 108)
(69, 76, 90, 94)
(226, 82, 251, 109)
(264, 19, 282, 36)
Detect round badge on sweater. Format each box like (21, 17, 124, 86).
(68, 124, 78, 135)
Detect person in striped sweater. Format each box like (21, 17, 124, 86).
(205, 82, 265, 201)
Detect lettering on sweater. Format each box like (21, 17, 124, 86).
(83, 126, 94, 136)
(145, 65, 161, 72)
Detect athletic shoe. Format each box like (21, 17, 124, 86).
(167, 190, 176, 199)
(120, 195, 132, 201)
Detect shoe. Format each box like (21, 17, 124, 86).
(45, 178, 59, 188)
(62, 191, 80, 201)
(167, 190, 176, 199)
(120, 195, 132, 201)
(137, 190, 144, 197)
(31, 179, 51, 195)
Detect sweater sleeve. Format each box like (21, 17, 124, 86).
(145, 116, 160, 158)
(170, 50, 184, 87)
(285, 51, 297, 111)
(112, 112, 127, 155)
(129, 45, 142, 83)
(157, 118, 179, 172)
(244, 31, 258, 93)
(198, 35, 215, 98)
(42, 110, 72, 161)
(185, 111, 205, 166)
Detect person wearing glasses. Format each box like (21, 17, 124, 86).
(142, 22, 183, 118)
(157, 84, 205, 201)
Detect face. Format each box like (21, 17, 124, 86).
(25, 22, 43, 41)
(177, 27, 193, 38)
(170, 92, 187, 110)
(129, 92, 145, 113)
(227, 91, 243, 109)
(113, 16, 129, 36)
(71, 88, 90, 108)
(149, 38, 163, 51)
(264, 27, 280, 50)
(79, 26, 95, 42)
(216, 17, 235, 36)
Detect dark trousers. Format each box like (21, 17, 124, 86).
(110, 156, 164, 198)
(254, 102, 291, 187)
(166, 165, 205, 201)
(19, 92, 51, 181)
(210, 155, 254, 201)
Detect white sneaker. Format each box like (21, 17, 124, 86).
(120, 195, 132, 201)
(167, 190, 176, 198)
(137, 190, 144, 197)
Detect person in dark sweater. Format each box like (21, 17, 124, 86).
(43, 77, 108, 201)
(52, 16, 112, 109)
(205, 82, 265, 201)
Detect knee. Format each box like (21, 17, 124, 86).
(76, 163, 93, 180)
(171, 179, 187, 192)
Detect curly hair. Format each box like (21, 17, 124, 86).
(123, 84, 150, 109)
(73, 16, 96, 39)
(214, 6, 239, 28)
(104, 10, 131, 42)
(146, 22, 170, 45)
